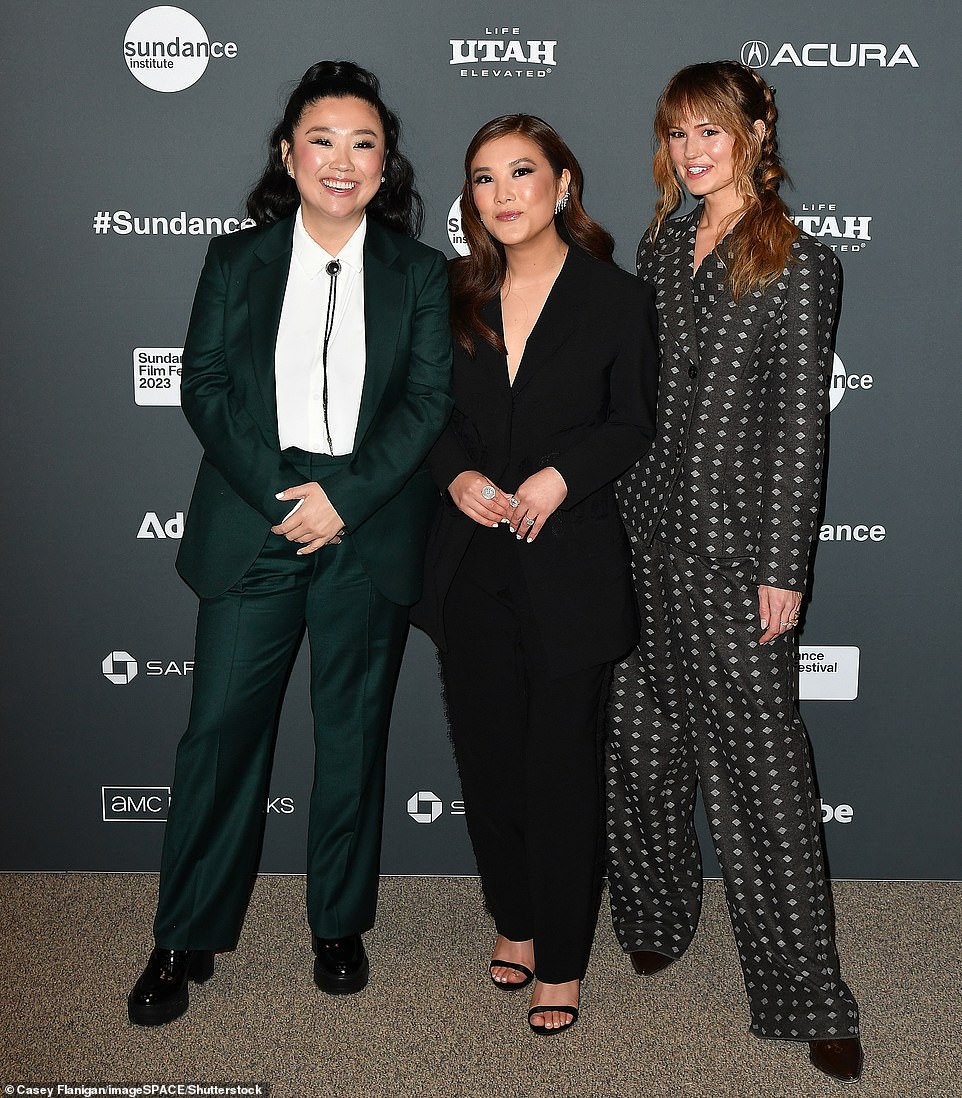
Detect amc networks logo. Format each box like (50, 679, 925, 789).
(103, 786, 170, 821)
(103, 787, 295, 821)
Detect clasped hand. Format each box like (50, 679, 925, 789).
(271, 481, 345, 555)
(448, 467, 568, 543)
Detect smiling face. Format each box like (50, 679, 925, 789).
(469, 133, 569, 250)
(281, 95, 385, 247)
(667, 114, 765, 215)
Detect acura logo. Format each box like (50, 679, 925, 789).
(741, 40, 770, 68)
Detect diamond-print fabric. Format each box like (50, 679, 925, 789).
(606, 212, 859, 1041)
(619, 208, 840, 592)
(607, 544, 859, 1039)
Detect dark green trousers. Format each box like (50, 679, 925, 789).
(154, 457, 409, 950)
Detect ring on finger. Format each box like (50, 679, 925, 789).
(525, 516, 535, 527)
(509, 496, 520, 509)
(481, 484, 496, 500)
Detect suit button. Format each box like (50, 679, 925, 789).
(688, 364, 698, 379)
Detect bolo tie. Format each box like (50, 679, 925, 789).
(321, 258, 340, 454)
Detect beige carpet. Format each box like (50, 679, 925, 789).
(0, 874, 958, 1097)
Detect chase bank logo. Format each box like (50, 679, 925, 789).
(103, 650, 138, 685)
(407, 790, 443, 823)
(741, 41, 770, 68)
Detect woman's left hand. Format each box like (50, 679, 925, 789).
(271, 481, 346, 555)
(757, 584, 802, 645)
(508, 467, 568, 543)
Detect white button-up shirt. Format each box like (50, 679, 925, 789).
(274, 209, 367, 455)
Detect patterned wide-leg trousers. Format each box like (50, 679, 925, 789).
(606, 541, 859, 1040)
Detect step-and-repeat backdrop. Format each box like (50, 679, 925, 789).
(2, 1, 959, 880)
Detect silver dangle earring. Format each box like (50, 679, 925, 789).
(554, 192, 569, 215)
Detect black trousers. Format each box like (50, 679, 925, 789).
(441, 528, 609, 984)
(606, 541, 860, 1040)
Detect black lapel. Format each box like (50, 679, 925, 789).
(507, 247, 581, 396)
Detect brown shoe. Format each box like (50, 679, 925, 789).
(808, 1037, 864, 1083)
(629, 950, 675, 977)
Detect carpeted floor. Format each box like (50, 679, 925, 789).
(0, 874, 957, 1097)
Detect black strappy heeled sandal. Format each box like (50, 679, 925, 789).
(488, 959, 534, 990)
(527, 1003, 579, 1035)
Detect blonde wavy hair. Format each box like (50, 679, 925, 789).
(649, 60, 799, 300)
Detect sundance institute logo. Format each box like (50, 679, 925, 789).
(124, 6, 238, 92)
(447, 195, 470, 256)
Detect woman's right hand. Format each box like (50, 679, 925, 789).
(448, 471, 512, 526)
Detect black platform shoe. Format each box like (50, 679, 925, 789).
(312, 934, 369, 994)
(127, 948, 215, 1026)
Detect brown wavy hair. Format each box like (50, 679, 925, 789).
(450, 114, 615, 356)
(649, 60, 798, 300)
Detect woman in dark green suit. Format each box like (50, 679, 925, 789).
(127, 61, 452, 1026)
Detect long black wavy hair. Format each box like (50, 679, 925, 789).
(246, 60, 423, 237)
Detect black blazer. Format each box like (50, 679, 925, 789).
(620, 207, 841, 591)
(411, 246, 658, 672)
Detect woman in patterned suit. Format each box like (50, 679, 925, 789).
(606, 61, 863, 1083)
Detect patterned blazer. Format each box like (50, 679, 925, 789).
(619, 205, 841, 592)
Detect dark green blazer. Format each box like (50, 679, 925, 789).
(175, 214, 453, 605)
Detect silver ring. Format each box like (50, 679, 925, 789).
(481, 485, 496, 500)
(780, 621, 794, 627)
(509, 496, 520, 508)
(525, 516, 535, 527)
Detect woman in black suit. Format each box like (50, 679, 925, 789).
(412, 115, 657, 1033)
(606, 62, 862, 1082)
